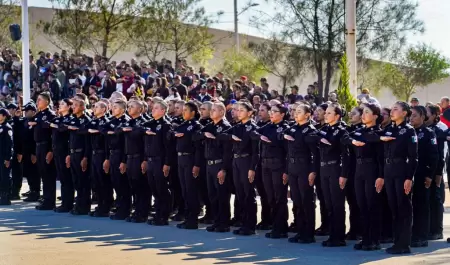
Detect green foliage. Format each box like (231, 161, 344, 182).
(216, 47, 268, 83)
(336, 54, 357, 122)
(0, 1, 21, 48)
(373, 44, 450, 101)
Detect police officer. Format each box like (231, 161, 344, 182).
(194, 102, 232, 232)
(142, 100, 174, 225)
(380, 101, 418, 254)
(255, 103, 272, 230)
(217, 101, 259, 236)
(344, 103, 384, 251)
(7, 103, 23, 200)
(28, 92, 57, 210)
(50, 99, 74, 212)
(105, 100, 132, 220)
(309, 103, 350, 247)
(65, 98, 92, 215)
(119, 100, 149, 223)
(250, 103, 290, 239)
(87, 101, 112, 217)
(173, 102, 203, 229)
(283, 104, 319, 244)
(20, 104, 39, 203)
(345, 106, 364, 240)
(425, 104, 445, 240)
(409, 106, 438, 248)
(0, 108, 13, 205)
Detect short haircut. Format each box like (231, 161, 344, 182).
(154, 100, 168, 112)
(113, 100, 127, 110)
(212, 102, 226, 114)
(201, 101, 213, 110)
(95, 101, 107, 110)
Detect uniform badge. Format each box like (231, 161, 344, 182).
(418, 132, 424, 139)
(156, 124, 162, 131)
(79, 118, 85, 124)
(99, 120, 104, 125)
(431, 138, 437, 145)
(42, 115, 47, 121)
(246, 125, 252, 132)
(302, 128, 308, 133)
(399, 128, 406, 135)
(187, 125, 193, 131)
(291, 128, 297, 133)
(333, 129, 339, 136)
(217, 127, 223, 133)
(277, 127, 283, 133)
(412, 136, 418, 143)
(7, 130, 12, 137)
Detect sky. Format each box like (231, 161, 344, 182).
(29, 0, 450, 59)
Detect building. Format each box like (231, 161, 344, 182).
(27, 6, 450, 105)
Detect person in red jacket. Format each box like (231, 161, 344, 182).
(439, 97, 450, 127)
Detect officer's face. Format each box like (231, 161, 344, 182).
(37, 96, 49, 110)
(231, 105, 239, 119)
(93, 104, 106, 117)
(152, 103, 165, 119)
(349, 107, 361, 124)
(294, 106, 309, 124)
(269, 107, 283, 123)
(58, 101, 70, 115)
(210, 105, 223, 121)
(0, 114, 5, 123)
(175, 103, 184, 116)
(314, 108, 325, 122)
(390, 104, 407, 122)
(200, 105, 210, 119)
(128, 103, 141, 116)
(362, 107, 376, 125)
(237, 106, 252, 121)
(112, 104, 124, 117)
(168, 101, 175, 114)
(72, 101, 84, 114)
(325, 106, 339, 124)
(182, 105, 195, 121)
(259, 106, 269, 121)
(409, 109, 423, 127)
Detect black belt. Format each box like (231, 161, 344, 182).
(70, 148, 83, 154)
(320, 160, 338, 167)
(147, 157, 161, 162)
(92, 150, 105, 155)
(207, 159, 223, 165)
(385, 158, 405, 165)
(110, 149, 121, 154)
(178, 152, 191, 156)
(356, 158, 374, 164)
(127, 154, 141, 159)
(36, 141, 49, 146)
(234, 153, 249, 159)
(289, 157, 309, 164)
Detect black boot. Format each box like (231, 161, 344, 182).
(0, 192, 11, 206)
(23, 192, 40, 202)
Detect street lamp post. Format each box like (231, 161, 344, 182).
(345, 0, 357, 97)
(234, 1, 259, 53)
(21, 0, 31, 105)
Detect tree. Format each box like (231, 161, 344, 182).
(0, 1, 24, 48)
(216, 47, 268, 82)
(336, 53, 357, 121)
(252, 0, 424, 102)
(373, 44, 450, 101)
(37, 0, 95, 55)
(249, 36, 312, 95)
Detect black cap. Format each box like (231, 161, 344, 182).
(0, 108, 10, 117)
(411, 97, 419, 102)
(23, 103, 37, 112)
(6, 103, 18, 110)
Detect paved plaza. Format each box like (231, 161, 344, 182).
(0, 183, 449, 265)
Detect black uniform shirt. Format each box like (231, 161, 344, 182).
(173, 119, 203, 167)
(251, 121, 289, 159)
(0, 122, 13, 161)
(429, 123, 445, 176)
(31, 108, 57, 145)
(50, 114, 72, 154)
(141, 117, 174, 165)
(66, 113, 92, 158)
(415, 125, 438, 178)
(103, 114, 129, 163)
(86, 115, 110, 153)
(118, 115, 146, 157)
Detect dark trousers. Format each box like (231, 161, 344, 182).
(255, 162, 271, 225)
(199, 162, 211, 216)
(54, 150, 74, 208)
(354, 163, 381, 245)
(91, 152, 113, 213)
(206, 162, 231, 227)
(261, 158, 288, 234)
(321, 164, 346, 241)
(178, 155, 200, 223)
(346, 174, 361, 236)
(23, 154, 39, 193)
(288, 161, 315, 239)
(127, 155, 150, 217)
(70, 152, 90, 211)
(315, 172, 329, 229)
(232, 156, 257, 230)
(232, 180, 242, 221)
(110, 152, 131, 216)
(412, 177, 430, 241)
(10, 155, 22, 196)
(170, 160, 184, 215)
(380, 188, 393, 239)
(429, 180, 445, 236)
(0, 161, 11, 194)
(385, 176, 412, 248)
(37, 143, 56, 205)
(147, 157, 171, 220)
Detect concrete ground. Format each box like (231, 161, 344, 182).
(0, 183, 449, 265)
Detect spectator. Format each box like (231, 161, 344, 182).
(439, 96, 450, 127)
(48, 73, 62, 102)
(286, 85, 303, 104)
(410, 97, 419, 107)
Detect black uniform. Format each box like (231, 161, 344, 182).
(411, 125, 438, 246)
(428, 123, 445, 239)
(0, 121, 13, 204)
(105, 115, 131, 220)
(9, 116, 23, 199)
(218, 120, 259, 234)
(198, 117, 213, 221)
(381, 121, 418, 253)
(142, 117, 174, 225)
(284, 122, 319, 242)
(345, 123, 364, 239)
(66, 113, 92, 214)
(51, 114, 73, 212)
(194, 119, 233, 232)
(173, 119, 203, 228)
(251, 121, 290, 238)
(254, 120, 271, 229)
(344, 125, 384, 249)
(169, 115, 185, 220)
(119, 115, 149, 222)
(309, 122, 350, 246)
(87, 115, 113, 217)
(31, 108, 57, 209)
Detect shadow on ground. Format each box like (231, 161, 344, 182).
(0, 201, 449, 265)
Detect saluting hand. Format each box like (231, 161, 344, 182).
(204, 132, 216, 139)
(404, 179, 412, 195)
(232, 135, 242, 141)
(380, 136, 395, 142)
(174, 132, 184, 137)
(352, 140, 365, 147)
(284, 135, 295, 141)
(260, 135, 271, 143)
(320, 138, 331, 145)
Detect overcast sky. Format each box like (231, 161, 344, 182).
(29, 0, 450, 59)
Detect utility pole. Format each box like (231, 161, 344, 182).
(234, 0, 239, 52)
(345, 0, 357, 97)
(21, 0, 30, 105)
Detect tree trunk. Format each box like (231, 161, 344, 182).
(282, 76, 287, 96)
(102, 28, 110, 57)
(324, 57, 334, 101)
